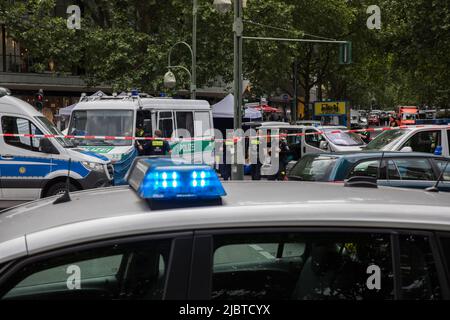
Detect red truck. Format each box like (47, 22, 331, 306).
(397, 106, 418, 126)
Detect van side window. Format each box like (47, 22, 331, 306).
(158, 112, 174, 138)
(194, 112, 211, 137)
(1, 116, 43, 152)
(305, 129, 323, 148)
(403, 131, 441, 154)
(176, 112, 194, 137)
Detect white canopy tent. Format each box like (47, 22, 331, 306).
(212, 94, 262, 119)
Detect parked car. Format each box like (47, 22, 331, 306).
(1, 157, 450, 300)
(287, 152, 450, 192)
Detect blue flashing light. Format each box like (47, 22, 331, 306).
(129, 158, 226, 200)
(131, 89, 139, 97)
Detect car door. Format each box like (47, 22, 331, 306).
(0, 232, 193, 300)
(0, 115, 53, 200)
(387, 158, 437, 190)
(303, 128, 325, 155)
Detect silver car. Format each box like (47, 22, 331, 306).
(1, 157, 450, 300)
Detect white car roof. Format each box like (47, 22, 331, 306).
(0, 96, 43, 118)
(73, 98, 211, 112)
(1, 182, 450, 264)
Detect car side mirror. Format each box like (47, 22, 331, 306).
(40, 138, 59, 154)
(400, 146, 413, 153)
(320, 141, 329, 150)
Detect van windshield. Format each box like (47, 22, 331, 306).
(365, 129, 409, 151)
(323, 129, 364, 146)
(35, 116, 74, 148)
(69, 110, 134, 146)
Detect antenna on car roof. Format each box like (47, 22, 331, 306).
(53, 158, 72, 205)
(426, 159, 450, 193)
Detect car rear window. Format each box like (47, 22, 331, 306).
(289, 155, 337, 181)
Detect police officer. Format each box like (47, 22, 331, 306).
(220, 135, 234, 180)
(278, 131, 290, 180)
(249, 130, 262, 180)
(135, 125, 146, 156)
(141, 130, 171, 156)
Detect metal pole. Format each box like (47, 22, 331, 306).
(2, 24, 6, 72)
(293, 60, 298, 123)
(192, 0, 197, 99)
(232, 0, 244, 180)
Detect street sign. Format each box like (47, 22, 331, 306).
(314, 101, 346, 115)
(339, 41, 352, 65)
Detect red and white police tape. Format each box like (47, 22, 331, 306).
(0, 125, 448, 143)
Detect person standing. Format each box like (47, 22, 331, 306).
(249, 130, 262, 180)
(141, 129, 171, 156)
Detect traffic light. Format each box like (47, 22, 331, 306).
(35, 89, 44, 111)
(339, 41, 352, 65)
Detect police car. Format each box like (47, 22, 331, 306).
(1, 157, 450, 300)
(0, 89, 113, 208)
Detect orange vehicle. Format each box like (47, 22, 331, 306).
(397, 106, 418, 126)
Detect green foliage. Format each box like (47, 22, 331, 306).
(1, 0, 448, 108)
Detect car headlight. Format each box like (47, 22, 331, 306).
(82, 161, 104, 172)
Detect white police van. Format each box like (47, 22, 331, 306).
(67, 92, 214, 184)
(0, 89, 113, 208)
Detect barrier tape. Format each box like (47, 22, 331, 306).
(0, 125, 448, 143)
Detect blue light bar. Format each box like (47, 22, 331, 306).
(128, 158, 226, 200)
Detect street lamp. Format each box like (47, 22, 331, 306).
(213, 0, 244, 180)
(164, 41, 196, 99)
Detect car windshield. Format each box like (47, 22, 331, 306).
(35, 116, 74, 148)
(289, 155, 338, 181)
(68, 110, 134, 146)
(324, 129, 364, 146)
(365, 129, 409, 151)
(402, 113, 416, 120)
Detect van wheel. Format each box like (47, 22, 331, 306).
(46, 182, 78, 198)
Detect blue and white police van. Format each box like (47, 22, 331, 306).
(0, 88, 113, 208)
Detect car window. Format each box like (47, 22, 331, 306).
(402, 131, 441, 154)
(434, 160, 450, 181)
(1, 239, 171, 300)
(305, 129, 324, 148)
(175, 111, 194, 137)
(158, 111, 174, 138)
(437, 236, 450, 286)
(399, 234, 441, 300)
(348, 160, 386, 179)
(387, 160, 401, 180)
(392, 159, 435, 181)
(212, 232, 394, 300)
(194, 111, 211, 137)
(289, 155, 337, 181)
(1, 116, 43, 152)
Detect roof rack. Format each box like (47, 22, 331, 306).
(79, 91, 154, 106)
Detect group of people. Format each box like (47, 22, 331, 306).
(219, 130, 291, 181)
(135, 128, 171, 156)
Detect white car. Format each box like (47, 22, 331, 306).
(365, 125, 450, 157)
(1, 157, 450, 300)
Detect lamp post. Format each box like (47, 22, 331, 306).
(213, 0, 244, 181)
(164, 41, 196, 99)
